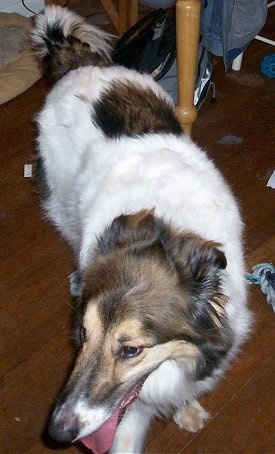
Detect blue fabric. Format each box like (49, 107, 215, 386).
(201, 0, 268, 69)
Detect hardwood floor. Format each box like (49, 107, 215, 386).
(0, 3, 274, 453)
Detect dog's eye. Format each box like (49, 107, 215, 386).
(120, 346, 143, 359)
(80, 326, 86, 344)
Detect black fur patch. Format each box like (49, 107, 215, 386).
(93, 81, 183, 138)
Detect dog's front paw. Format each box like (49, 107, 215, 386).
(173, 400, 209, 433)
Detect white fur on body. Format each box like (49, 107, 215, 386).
(36, 38, 250, 454)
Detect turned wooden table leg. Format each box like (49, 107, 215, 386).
(119, 0, 138, 35)
(176, 0, 200, 136)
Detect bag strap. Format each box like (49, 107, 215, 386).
(115, 8, 167, 50)
(153, 15, 176, 80)
(154, 48, 176, 80)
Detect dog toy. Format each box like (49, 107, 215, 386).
(246, 263, 275, 312)
(260, 54, 275, 79)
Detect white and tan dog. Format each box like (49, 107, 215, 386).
(32, 6, 251, 454)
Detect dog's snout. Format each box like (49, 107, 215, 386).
(49, 410, 80, 443)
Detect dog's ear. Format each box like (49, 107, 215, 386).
(120, 210, 156, 230)
(162, 234, 232, 380)
(96, 209, 161, 253)
(163, 233, 226, 283)
(161, 232, 227, 310)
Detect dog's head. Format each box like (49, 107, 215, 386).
(49, 211, 233, 450)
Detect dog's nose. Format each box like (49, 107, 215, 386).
(48, 413, 80, 443)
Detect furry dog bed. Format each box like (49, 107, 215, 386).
(0, 12, 41, 105)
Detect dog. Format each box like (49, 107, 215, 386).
(32, 6, 251, 453)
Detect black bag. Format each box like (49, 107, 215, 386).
(112, 9, 176, 81)
(112, 8, 214, 109)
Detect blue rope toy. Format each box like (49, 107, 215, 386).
(246, 263, 275, 312)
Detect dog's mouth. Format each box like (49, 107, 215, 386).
(80, 379, 146, 454)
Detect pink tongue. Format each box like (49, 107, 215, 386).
(81, 408, 120, 454)
(80, 381, 146, 454)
